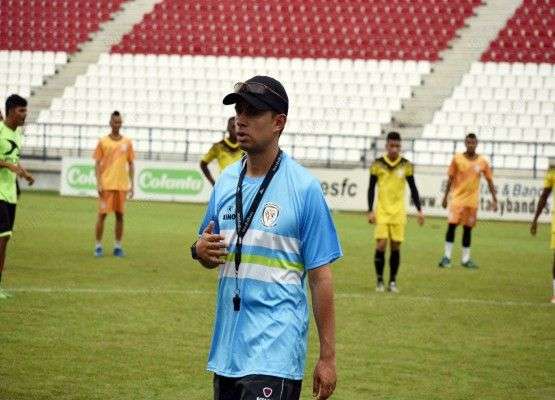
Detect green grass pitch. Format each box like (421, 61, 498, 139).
(1, 192, 553, 399)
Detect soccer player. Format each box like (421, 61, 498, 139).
(367, 131, 424, 293)
(190, 76, 342, 400)
(0, 95, 35, 299)
(200, 116, 243, 186)
(438, 133, 497, 268)
(93, 111, 135, 257)
(530, 160, 555, 304)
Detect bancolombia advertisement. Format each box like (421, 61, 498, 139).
(61, 158, 551, 222)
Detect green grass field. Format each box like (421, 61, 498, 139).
(1, 192, 553, 400)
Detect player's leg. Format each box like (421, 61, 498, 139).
(439, 223, 457, 268)
(113, 191, 126, 257)
(113, 212, 124, 257)
(388, 240, 401, 293)
(0, 237, 10, 299)
(551, 233, 555, 303)
(0, 201, 15, 298)
(95, 213, 107, 257)
(387, 224, 404, 292)
(551, 251, 555, 304)
(374, 224, 388, 291)
(213, 374, 240, 400)
(461, 208, 478, 268)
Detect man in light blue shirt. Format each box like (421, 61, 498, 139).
(191, 76, 342, 400)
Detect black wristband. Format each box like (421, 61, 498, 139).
(190, 240, 199, 260)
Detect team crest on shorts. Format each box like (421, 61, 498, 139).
(262, 203, 280, 227)
(262, 387, 273, 398)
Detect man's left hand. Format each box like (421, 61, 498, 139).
(491, 199, 498, 212)
(128, 187, 134, 200)
(417, 210, 425, 226)
(313, 357, 336, 400)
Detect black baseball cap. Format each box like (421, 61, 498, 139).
(223, 76, 289, 115)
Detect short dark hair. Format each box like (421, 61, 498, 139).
(386, 131, 401, 142)
(111, 110, 121, 118)
(465, 133, 477, 140)
(5, 94, 27, 116)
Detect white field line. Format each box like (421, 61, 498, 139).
(5, 287, 553, 308)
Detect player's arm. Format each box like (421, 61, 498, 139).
(0, 160, 25, 176)
(128, 160, 135, 199)
(531, 187, 552, 235)
(95, 160, 102, 195)
(200, 160, 215, 187)
(442, 176, 453, 209)
(406, 175, 424, 225)
(367, 174, 377, 223)
(17, 163, 34, 185)
(308, 265, 336, 400)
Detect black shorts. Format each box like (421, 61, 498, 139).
(214, 374, 302, 400)
(0, 200, 16, 237)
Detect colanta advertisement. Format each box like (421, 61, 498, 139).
(61, 158, 551, 222)
(60, 158, 211, 203)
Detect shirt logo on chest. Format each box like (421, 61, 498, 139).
(261, 203, 280, 227)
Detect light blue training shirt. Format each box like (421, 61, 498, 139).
(198, 152, 342, 380)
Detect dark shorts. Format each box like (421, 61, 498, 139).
(0, 200, 16, 237)
(214, 374, 302, 400)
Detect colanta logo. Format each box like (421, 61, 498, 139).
(139, 168, 204, 195)
(67, 165, 96, 190)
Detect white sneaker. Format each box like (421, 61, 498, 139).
(388, 282, 399, 293)
(375, 281, 385, 292)
(0, 289, 12, 299)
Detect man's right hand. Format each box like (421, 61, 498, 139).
(367, 211, 376, 224)
(441, 197, 448, 209)
(530, 221, 538, 236)
(97, 184, 102, 196)
(196, 221, 227, 268)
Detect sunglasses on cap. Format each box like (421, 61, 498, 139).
(233, 82, 288, 103)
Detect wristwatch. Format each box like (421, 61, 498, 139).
(190, 240, 199, 260)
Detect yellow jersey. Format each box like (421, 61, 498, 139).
(544, 167, 555, 231)
(201, 138, 243, 171)
(370, 155, 414, 224)
(93, 135, 135, 191)
(448, 153, 493, 208)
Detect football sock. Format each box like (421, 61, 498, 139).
(444, 242, 453, 259)
(552, 279, 555, 296)
(462, 247, 471, 263)
(95, 242, 102, 248)
(114, 241, 122, 249)
(462, 226, 472, 247)
(375, 250, 385, 283)
(390, 249, 400, 283)
(446, 224, 457, 242)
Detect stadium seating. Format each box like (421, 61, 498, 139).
(0, 50, 67, 108)
(0, 0, 127, 52)
(33, 54, 431, 161)
(113, 0, 481, 61)
(481, 0, 554, 64)
(422, 0, 555, 170)
(33, 0, 485, 162)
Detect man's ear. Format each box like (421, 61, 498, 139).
(274, 114, 286, 134)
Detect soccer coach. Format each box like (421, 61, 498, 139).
(190, 76, 343, 400)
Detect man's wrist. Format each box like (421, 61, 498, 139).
(190, 240, 200, 260)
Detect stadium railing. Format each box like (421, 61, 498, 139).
(22, 122, 551, 177)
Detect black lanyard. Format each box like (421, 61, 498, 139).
(233, 149, 283, 311)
